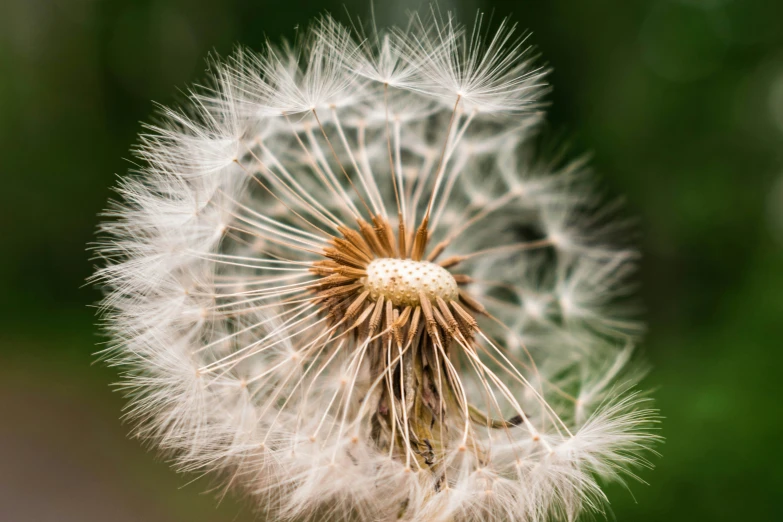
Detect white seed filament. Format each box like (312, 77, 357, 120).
(363, 258, 458, 307)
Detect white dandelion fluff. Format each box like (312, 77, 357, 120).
(93, 8, 659, 522)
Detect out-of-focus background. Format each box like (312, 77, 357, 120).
(1, 0, 781, 520)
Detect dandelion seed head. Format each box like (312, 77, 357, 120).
(92, 7, 659, 522)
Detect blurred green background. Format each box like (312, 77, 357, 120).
(1, 0, 781, 520)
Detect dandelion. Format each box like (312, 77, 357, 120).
(93, 8, 658, 522)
